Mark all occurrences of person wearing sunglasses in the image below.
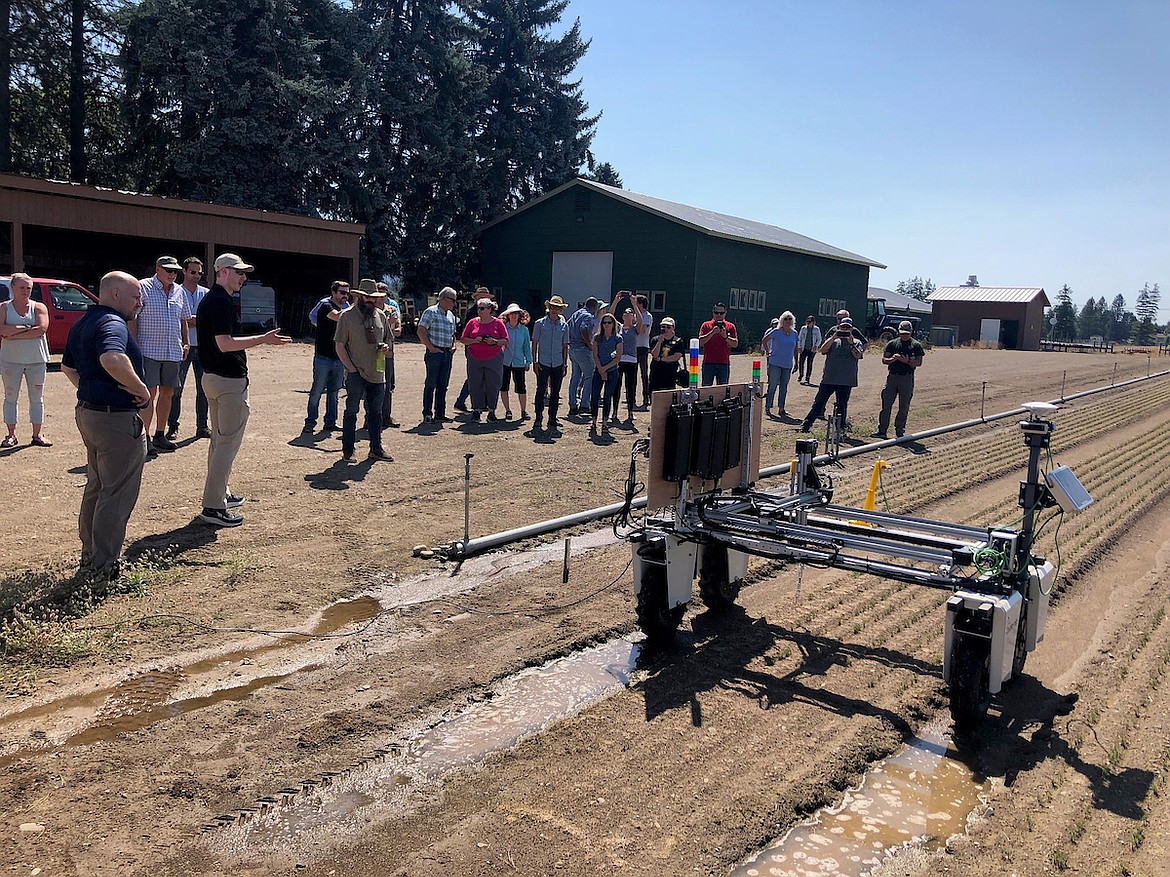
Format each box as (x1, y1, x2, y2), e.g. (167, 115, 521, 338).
(132, 255, 190, 455)
(589, 314, 623, 433)
(697, 301, 738, 385)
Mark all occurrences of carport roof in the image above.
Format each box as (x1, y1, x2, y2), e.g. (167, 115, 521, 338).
(481, 178, 886, 269)
(930, 286, 1049, 306)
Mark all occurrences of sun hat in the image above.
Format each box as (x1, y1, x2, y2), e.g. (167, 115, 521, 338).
(357, 278, 387, 297)
(545, 295, 568, 309)
(500, 302, 523, 317)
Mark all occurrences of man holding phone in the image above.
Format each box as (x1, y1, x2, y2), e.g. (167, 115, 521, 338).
(698, 302, 738, 385)
(798, 317, 864, 433)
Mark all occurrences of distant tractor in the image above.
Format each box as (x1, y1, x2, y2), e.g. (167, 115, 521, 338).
(866, 297, 921, 343)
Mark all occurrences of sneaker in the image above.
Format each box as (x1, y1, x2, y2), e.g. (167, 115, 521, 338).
(548, 418, 560, 432)
(869, 431, 888, 439)
(196, 427, 212, 439)
(519, 411, 529, 421)
(533, 417, 544, 431)
(367, 450, 394, 462)
(145, 444, 159, 459)
(324, 423, 338, 432)
(225, 493, 245, 509)
(301, 425, 315, 435)
(342, 452, 358, 463)
(454, 402, 470, 413)
(152, 434, 177, 452)
(798, 423, 811, 433)
(505, 411, 513, 421)
(165, 427, 179, 441)
(422, 415, 434, 423)
(434, 416, 453, 423)
(385, 418, 401, 428)
(200, 507, 243, 528)
(568, 407, 579, 417)
(487, 412, 499, 422)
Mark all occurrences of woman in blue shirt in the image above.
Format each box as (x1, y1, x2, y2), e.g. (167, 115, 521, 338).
(762, 311, 799, 417)
(589, 314, 623, 433)
(498, 303, 532, 420)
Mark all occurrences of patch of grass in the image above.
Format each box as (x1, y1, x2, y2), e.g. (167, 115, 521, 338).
(1050, 848, 1069, 871)
(0, 548, 180, 669)
(219, 552, 263, 589)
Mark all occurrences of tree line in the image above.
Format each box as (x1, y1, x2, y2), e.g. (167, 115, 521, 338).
(1048, 283, 1163, 345)
(1, 0, 620, 295)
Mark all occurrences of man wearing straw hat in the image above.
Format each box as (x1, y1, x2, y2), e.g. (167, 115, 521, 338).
(531, 295, 570, 432)
(335, 279, 394, 463)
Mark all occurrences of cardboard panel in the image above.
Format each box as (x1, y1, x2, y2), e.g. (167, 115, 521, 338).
(646, 382, 763, 511)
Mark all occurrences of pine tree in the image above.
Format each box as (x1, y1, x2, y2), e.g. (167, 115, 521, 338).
(462, 0, 598, 219)
(1053, 284, 1077, 341)
(121, 0, 356, 214)
(1134, 283, 1160, 344)
(585, 160, 622, 188)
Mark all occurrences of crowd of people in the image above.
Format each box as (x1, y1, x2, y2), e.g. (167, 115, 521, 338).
(16, 255, 927, 580)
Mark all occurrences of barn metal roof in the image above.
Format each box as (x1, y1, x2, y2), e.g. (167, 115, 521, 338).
(481, 178, 886, 269)
(868, 286, 933, 315)
(929, 286, 1049, 305)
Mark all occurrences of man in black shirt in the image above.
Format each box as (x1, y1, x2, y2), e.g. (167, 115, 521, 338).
(303, 281, 350, 434)
(197, 253, 290, 527)
(871, 321, 925, 440)
(61, 271, 152, 577)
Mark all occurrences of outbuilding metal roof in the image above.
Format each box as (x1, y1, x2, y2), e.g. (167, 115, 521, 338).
(481, 178, 886, 269)
(929, 286, 1049, 305)
(868, 286, 932, 315)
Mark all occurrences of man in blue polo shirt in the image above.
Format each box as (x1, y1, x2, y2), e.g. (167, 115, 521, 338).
(61, 271, 152, 579)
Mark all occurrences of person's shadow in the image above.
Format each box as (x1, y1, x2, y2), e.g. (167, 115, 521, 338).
(304, 457, 373, 490)
(124, 520, 219, 560)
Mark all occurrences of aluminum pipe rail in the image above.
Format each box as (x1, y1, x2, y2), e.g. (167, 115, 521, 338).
(452, 369, 1170, 558)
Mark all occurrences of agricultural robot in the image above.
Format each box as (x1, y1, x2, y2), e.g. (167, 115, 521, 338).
(626, 371, 1091, 727)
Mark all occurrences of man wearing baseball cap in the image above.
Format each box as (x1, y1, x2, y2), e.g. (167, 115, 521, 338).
(871, 321, 924, 440)
(196, 253, 291, 527)
(134, 255, 190, 455)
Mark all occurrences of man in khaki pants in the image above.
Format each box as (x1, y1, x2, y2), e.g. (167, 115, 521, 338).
(61, 271, 152, 578)
(196, 253, 290, 527)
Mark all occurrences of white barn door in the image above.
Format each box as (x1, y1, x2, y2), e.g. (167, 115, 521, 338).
(551, 251, 614, 307)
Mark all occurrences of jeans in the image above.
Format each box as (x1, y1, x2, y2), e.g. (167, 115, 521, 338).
(534, 364, 565, 419)
(590, 368, 620, 421)
(568, 346, 594, 411)
(305, 354, 345, 430)
(422, 350, 453, 419)
(802, 384, 853, 430)
(877, 373, 915, 436)
(766, 365, 793, 410)
(797, 348, 817, 383)
(701, 361, 729, 386)
(2, 360, 47, 424)
(342, 371, 385, 455)
(618, 361, 638, 413)
(168, 345, 207, 432)
(636, 346, 651, 404)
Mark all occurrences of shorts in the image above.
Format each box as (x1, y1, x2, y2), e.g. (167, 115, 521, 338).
(501, 365, 527, 394)
(143, 356, 181, 389)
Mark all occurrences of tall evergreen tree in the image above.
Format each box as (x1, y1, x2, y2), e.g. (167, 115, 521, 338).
(353, 0, 487, 293)
(121, 0, 356, 214)
(462, 0, 597, 219)
(1134, 283, 1161, 344)
(1053, 284, 1077, 340)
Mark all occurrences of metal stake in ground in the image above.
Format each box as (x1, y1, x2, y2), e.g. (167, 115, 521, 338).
(463, 453, 474, 548)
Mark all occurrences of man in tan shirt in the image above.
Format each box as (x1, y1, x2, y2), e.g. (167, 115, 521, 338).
(335, 280, 393, 463)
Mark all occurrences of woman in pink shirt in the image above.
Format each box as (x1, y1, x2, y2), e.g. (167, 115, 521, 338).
(459, 298, 510, 423)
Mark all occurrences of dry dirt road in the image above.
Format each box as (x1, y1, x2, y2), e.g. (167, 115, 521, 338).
(2, 343, 1168, 876)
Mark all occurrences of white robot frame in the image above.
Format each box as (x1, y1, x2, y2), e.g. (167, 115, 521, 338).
(628, 386, 1083, 727)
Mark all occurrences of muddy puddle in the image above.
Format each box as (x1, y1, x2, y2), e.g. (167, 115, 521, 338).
(0, 596, 382, 766)
(731, 724, 985, 877)
(0, 527, 621, 765)
(213, 637, 641, 850)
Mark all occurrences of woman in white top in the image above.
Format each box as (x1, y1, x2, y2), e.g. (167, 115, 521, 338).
(0, 273, 52, 447)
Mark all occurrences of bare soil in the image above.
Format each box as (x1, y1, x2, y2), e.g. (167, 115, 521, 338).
(2, 342, 1168, 876)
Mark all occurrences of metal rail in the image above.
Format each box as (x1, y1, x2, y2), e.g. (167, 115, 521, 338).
(449, 368, 1170, 558)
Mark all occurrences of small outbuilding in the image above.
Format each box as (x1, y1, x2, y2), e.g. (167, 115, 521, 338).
(477, 179, 885, 346)
(0, 173, 365, 333)
(928, 286, 1050, 350)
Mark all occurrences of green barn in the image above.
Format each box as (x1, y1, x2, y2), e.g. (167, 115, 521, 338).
(476, 178, 885, 347)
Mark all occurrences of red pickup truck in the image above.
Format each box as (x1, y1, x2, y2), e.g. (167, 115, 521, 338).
(0, 276, 99, 355)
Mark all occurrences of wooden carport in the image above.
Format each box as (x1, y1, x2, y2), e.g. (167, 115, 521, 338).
(0, 173, 365, 335)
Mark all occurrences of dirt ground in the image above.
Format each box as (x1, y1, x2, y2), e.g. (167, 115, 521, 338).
(2, 341, 1169, 876)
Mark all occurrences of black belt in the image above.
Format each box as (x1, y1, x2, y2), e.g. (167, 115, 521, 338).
(433, 346, 454, 353)
(78, 401, 140, 413)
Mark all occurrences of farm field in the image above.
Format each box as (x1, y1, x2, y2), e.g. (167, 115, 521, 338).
(2, 343, 1169, 877)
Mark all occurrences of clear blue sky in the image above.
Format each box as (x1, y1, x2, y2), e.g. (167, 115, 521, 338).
(562, 0, 1168, 318)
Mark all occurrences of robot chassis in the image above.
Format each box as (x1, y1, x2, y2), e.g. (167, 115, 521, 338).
(627, 382, 1090, 727)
